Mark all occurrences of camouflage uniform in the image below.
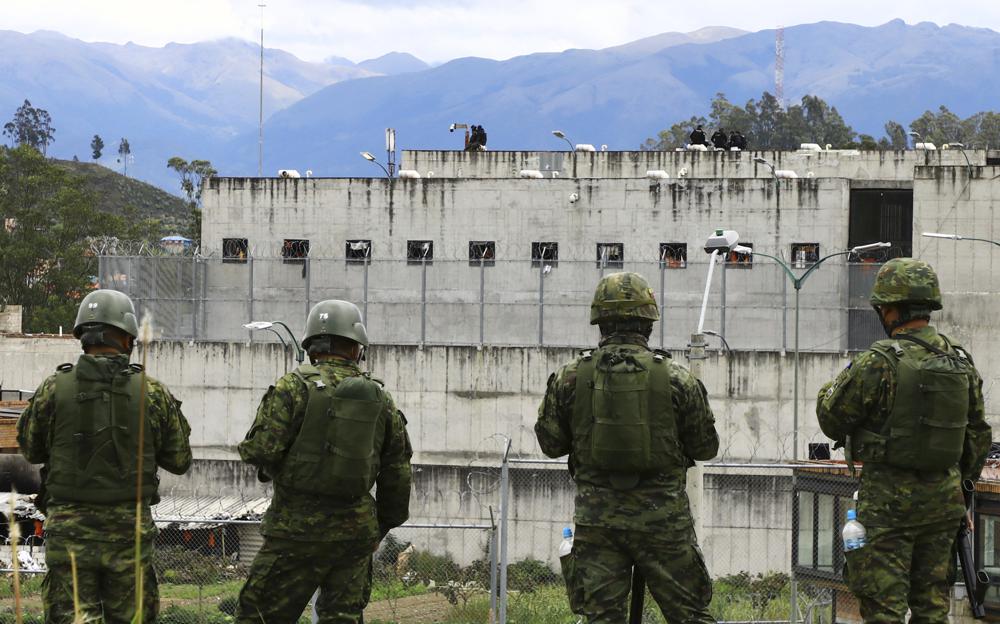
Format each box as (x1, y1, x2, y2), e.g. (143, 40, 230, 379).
(535, 272, 720, 624)
(236, 357, 412, 624)
(17, 353, 193, 624)
(816, 259, 991, 624)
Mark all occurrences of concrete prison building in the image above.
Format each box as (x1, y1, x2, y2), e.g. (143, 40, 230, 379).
(5, 146, 1000, 621)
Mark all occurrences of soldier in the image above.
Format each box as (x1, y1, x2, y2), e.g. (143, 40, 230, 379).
(817, 258, 992, 624)
(535, 272, 719, 624)
(236, 300, 412, 623)
(689, 125, 707, 146)
(17, 289, 192, 624)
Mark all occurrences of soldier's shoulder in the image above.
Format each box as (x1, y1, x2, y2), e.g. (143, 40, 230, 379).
(141, 373, 174, 396)
(665, 358, 699, 388)
(28, 374, 60, 404)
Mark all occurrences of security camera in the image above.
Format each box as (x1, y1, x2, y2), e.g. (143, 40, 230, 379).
(703, 229, 741, 254)
(449, 123, 456, 132)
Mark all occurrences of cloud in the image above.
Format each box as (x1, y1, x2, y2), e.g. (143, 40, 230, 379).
(4, 0, 1000, 63)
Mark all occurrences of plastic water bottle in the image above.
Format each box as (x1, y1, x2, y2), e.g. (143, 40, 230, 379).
(558, 527, 574, 557)
(842, 509, 867, 552)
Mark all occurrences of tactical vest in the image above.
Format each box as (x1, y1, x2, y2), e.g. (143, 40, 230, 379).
(850, 334, 971, 472)
(48, 359, 157, 504)
(276, 364, 386, 499)
(571, 346, 684, 484)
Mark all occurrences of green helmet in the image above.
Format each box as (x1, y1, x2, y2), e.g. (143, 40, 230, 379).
(590, 272, 660, 325)
(869, 258, 943, 311)
(302, 300, 369, 349)
(73, 289, 139, 338)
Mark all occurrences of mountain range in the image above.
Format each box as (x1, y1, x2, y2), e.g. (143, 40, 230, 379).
(2, 21, 999, 190)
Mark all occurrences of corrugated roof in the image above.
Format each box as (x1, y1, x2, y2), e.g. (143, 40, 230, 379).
(152, 495, 271, 528)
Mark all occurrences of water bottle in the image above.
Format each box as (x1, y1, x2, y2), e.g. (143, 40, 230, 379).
(558, 527, 574, 557)
(842, 509, 867, 552)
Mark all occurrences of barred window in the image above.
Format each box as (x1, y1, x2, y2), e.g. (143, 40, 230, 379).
(223, 238, 248, 264)
(532, 242, 558, 268)
(596, 243, 624, 269)
(468, 241, 496, 266)
(346, 239, 372, 264)
(407, 240, 433, 265)
(659, 243, 687, 269)
(282, 239, 310, 263)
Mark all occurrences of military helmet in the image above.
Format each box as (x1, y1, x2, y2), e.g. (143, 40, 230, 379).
(73, 289, 139, 338)
(302, 300, 369, 349)
(869, 258, 943, 311)
(589, 272, 660, 325)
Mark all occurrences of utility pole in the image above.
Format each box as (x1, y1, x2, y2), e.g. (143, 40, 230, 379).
(775, 26, 785, 108)
(258, 3, 266, 177)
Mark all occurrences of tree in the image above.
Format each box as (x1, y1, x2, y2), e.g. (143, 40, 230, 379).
(0, 146, 128, 332)
(2, 100, 55, 155)
(641, 115, 707, 150)
(117, 138, 131, 176)
(91, 134, 104, 160)
(167, 156, 217, 242)
(910, 106, 964, 146)
(645, 92, 857, 151)
(884, 121, 908, 150)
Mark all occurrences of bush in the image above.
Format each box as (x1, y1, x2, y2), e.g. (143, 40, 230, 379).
(507, 558, 558, 592)
(155, 545, 236, 585)
(404, 550, 461, 584)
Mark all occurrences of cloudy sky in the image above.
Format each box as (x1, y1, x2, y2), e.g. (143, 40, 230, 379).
(5, 0, 1000, 63)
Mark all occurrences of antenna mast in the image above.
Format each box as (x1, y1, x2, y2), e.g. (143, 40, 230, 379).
(775, 25, 785, 108)
(258, 3, 266, 177)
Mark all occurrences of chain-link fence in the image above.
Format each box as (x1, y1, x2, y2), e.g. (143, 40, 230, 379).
(0, 518, 498, 624)
(0, 448, 868, 624)
(92, 251, 903, 352)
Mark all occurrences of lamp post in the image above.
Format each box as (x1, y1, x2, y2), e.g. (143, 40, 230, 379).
(243, 320, 305, 372)
(944, 143, 974, 178)
(923, 232, 1000, 249)
(551, 130, 574, 151)
(360, 151, 391, 177)
(746, 242, 891, 461)
(909, 131, 923, 150)
(753, 156, 778, 180)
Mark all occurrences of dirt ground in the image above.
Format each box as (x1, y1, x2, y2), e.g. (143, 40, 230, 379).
(364, 592, 457, 623)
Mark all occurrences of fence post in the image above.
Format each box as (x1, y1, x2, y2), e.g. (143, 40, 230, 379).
(362, 257, 369, 323)
(537, 261, 545, 346)
(720, 259, 727, 343)
(782, 266, 788, 354)
(790, 473, 799, 624)
(659, 260, 666, 349)
(304, 257, 312, 319)
(247, 255, 255, 343)
(498, 439, 512, 624)
(489, 507, 499, 624)
(420, 258, 427, 346)
(191, 254, 198, 340)
(479, 258, 486, 346)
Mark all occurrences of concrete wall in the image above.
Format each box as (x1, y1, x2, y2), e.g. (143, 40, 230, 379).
(201, 176, 851, 260)
(400, 149, 983, 181)
(0, 306, 21, 334)
(198, 176, 856, 349)
(0, 337, 856, 465)
(914, 165, 1000, 406)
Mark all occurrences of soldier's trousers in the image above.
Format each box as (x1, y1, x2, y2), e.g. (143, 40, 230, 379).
(42, 535, 158, 624)
(564, 524, 715, 624)
(236, 536, 373, 624)
(844, 519, 956, 624)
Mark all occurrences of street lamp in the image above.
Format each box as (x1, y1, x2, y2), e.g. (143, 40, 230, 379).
(908, 131, 922, 150)
(551, 130, 574, 151)
(688, 230, 747, 375)
(243, 320, 305, 369)
(944, 143, 974, 178)
(923, 232, 1000, 248)
(746, 241, 891, 461)
(753, 156, 778, 180)
(360, 151, 391, 177)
